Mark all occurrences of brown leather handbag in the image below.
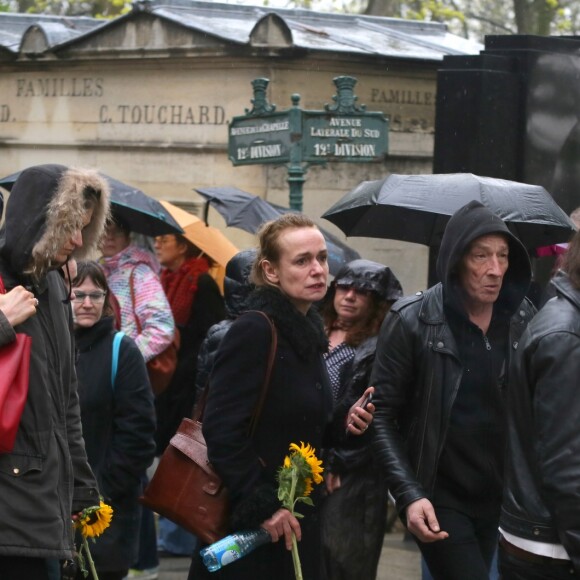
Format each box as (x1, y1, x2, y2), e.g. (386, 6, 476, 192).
(129, 267, 180, 396)
(140, 311, 277, 545)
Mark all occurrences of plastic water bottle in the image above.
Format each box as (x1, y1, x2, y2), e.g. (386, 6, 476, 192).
(200, 528, 271, 572)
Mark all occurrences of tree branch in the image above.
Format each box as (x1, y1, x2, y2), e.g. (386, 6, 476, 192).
(465, 11, 516, 33)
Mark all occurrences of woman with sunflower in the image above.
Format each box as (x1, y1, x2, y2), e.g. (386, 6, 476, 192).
(71, 261, 156, 580)
(187, 214, 374, 580)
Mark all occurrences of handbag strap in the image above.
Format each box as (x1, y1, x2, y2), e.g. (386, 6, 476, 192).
(111, 331, 125, 390)
(248, 311, 277, 436)
(128, 267, 142, 334)
(196, 310, 277, 437)
(0, 275, 4, 294)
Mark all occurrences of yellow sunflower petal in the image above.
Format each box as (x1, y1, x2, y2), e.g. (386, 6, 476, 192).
(77, 501, 114, 538)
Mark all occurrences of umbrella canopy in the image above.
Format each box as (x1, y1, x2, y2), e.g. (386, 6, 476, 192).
(322, 173, 577, 250)
(0, 170, 183, 237)
(195, 186, 361, 276)
(159, 201, 238, 267)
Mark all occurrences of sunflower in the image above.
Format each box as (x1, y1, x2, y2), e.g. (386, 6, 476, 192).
(75, 501, 114, 539)
(289, 441, 324, 485)
(277, 442, 324, 580)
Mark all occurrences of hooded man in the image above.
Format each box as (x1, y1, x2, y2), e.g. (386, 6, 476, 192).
(0, 164, 110, 579)
(371, 200, 535, 580)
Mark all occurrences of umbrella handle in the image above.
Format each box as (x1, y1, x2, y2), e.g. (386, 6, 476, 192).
(203, 201, 210, 226)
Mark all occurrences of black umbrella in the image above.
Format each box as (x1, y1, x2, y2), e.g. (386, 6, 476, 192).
(195, 186, 361, 276)
(0, 170, 183, 237)
(321, 173, 576, 250)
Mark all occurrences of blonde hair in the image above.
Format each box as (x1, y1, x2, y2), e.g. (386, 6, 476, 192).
(251, 213, 320, 287)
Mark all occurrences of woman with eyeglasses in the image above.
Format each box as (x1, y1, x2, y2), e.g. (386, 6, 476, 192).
(319, 259, 403, 580)
(71, 261, 156, 580)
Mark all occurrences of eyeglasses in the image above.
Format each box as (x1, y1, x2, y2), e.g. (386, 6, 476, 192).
(335, 283, 372, 297)
(73, 291, 107, 303)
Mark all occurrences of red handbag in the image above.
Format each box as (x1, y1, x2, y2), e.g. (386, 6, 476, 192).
(0, 276, 32, 454)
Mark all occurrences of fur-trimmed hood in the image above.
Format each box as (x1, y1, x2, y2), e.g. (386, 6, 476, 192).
(1, 164, 110, 283)
(244, 286, 329, 360)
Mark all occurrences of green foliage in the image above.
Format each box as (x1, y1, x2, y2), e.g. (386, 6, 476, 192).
(18, 0, 130, 17)
(404, 0, 465, 25)
(285, 0, 578, 39)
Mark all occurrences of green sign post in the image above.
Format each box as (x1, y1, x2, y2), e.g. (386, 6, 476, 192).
(228, 76, 389, 211)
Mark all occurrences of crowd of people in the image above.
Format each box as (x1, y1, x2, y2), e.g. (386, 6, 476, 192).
(0, 163, 579, 580)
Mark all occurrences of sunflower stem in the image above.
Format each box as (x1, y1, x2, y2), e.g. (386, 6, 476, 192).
(82, 536, 99, 580)
(289, 469, 298, 513)
(287, 469, 303, 580)
(291, 532, 303, 580)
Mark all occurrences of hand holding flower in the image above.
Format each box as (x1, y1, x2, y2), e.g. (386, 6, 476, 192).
(261, 508, 301, 550)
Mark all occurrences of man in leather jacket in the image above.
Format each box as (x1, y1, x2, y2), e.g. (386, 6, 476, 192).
(371, 200, 535, 580)
(498, 231, 580, 579)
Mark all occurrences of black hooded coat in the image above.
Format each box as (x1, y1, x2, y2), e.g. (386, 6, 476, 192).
(0, 164, 109, 559)
(320, 259, 403, 580)
(371, 201, 535, 515)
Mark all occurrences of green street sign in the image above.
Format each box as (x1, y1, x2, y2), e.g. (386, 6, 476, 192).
(227, 76, 389, 210)
(302, 112, 388, 162)
(228, 112, 291, 166)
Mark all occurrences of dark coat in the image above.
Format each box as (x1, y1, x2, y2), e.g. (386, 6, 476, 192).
(155, 272, 224, 453)
(194, 253, 254, 404)
(371, 201, 535, 514)
(75, 316, 156, 571)
(192, 287, 333, 580)
(501, 271, 580, 571)
(0, 164, 109, 559)
(321, 335, 388, 580)
(326, 335, 378, 475)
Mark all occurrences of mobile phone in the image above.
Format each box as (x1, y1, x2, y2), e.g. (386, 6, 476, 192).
(360, 391, 373, 410)
(345, 392, 373, 435)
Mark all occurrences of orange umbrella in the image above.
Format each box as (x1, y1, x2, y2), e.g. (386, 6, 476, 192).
(159, 201, 238, 267)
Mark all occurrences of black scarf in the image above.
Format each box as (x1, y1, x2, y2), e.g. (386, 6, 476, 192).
(244, 286, 329, 361)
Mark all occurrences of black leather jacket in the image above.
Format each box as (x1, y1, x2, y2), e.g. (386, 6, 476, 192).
(500, 271, 580, 571)
(371, 283, 535, 513)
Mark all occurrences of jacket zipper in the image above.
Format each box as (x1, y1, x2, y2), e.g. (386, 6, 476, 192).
(416, 366, 435, 472)
(483, 335, 491, 350)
